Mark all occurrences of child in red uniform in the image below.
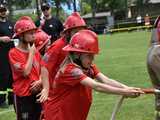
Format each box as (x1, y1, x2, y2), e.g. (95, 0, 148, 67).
(35, 29, 51, 56)
(43, 12, 87, 118)
(34, 29, 51, 119)
(43, 12, 86, 90)
(9, 16, 49, 120)
(45, 30, 143, 120)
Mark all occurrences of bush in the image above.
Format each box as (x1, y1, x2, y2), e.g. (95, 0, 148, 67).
(12, 13, 37, 23)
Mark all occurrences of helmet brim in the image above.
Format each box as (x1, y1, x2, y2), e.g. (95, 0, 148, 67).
(37, 36, 51, 51)
(62, 25, 87, 34)
(63, 44, 98, 54)
(12, 28, 37, 38)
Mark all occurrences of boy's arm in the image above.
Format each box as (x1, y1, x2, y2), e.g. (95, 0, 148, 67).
(37, 66, 49, 102)
(0, 36, 11, 42)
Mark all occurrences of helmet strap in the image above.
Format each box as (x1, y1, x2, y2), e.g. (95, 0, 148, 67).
(65, 31, 71, 43)
(39, 47, 46, 56)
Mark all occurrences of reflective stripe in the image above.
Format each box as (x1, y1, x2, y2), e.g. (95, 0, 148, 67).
(7, 88, 13, 92)
(0, 88, 13, 105)
(0, 91, 7, 95)
(0, 88, 13, 94)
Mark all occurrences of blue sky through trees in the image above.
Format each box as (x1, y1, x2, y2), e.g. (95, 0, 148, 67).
(47, 0, 80, 15)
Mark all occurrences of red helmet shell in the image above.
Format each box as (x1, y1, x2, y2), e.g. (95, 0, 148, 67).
(13, 16, 37, 38)
(63, 30, 99, 54)
(35, 29, 51, 51)
(63, 12, 86, 32)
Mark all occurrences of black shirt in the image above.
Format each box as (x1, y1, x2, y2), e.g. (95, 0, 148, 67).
(41, 16, 63, 43)
(0, 20, 14, 76)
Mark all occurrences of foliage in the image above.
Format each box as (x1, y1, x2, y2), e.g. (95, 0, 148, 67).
(8, 0, 32, 9)
(12, 13, 37, 23)
(133, 0, 150, 14)
(81, 2, 91, 15)
(16, 0, 32, 9)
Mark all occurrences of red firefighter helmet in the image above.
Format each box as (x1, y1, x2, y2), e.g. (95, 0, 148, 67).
(13, 16, 37, 38)
(63, 30, 99, 54)
(63, 12, 87, 33)
(35, 29, 51, 51)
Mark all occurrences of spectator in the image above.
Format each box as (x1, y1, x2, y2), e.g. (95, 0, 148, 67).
(0, 1, 14, 107)
(40, 2, 63, 44)
(136, 14, 142, 26)
(144, 14, 151, 26)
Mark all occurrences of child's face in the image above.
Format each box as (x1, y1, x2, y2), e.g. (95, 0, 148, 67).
(80, 53, 95, 69)
(23, 30, 35, 44)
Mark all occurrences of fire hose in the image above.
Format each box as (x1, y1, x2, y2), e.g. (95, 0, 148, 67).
(110, 88, 160, 120)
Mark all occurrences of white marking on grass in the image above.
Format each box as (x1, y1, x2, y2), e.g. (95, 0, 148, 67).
(0, 109, 14, 115)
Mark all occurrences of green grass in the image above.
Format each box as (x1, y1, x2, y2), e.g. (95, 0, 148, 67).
(88, 31, 153, 120)
(0, 31, 154, 120)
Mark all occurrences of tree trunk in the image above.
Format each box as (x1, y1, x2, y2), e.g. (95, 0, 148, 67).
(125, 0, 128, 19)
(80, 0, 83, 13)
(73, 0, 77, 12)
(36, 0, 41, 18)
(91, 0, 96, 25)
(7, 0, 13, 20)
(55, 2, 60, 17)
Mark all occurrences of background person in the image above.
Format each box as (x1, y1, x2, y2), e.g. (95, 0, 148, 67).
(0, 1, 14, 107)
(40, 2, 63, 44)
(144, 14, 151, 26)
(136, 14, 142, 26)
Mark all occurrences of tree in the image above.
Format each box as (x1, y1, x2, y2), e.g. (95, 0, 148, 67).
(80, 1, 91, 15)
(36, 0, 41, 19)
(73, 0, 77, 12)
(6, 0, 33, 20)
(65, 0, 77, 13)
(54, 0, 61, 17)
(134, 0, 150, 15)
(54, 0, 71, 17)
(80, 0, 97, 24)
(81, 0, 127, 16)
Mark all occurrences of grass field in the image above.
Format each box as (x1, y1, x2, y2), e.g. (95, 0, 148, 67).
(0, 31, 154, 120)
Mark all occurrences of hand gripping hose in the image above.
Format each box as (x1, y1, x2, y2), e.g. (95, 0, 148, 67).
(110, 88, 160, 120)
